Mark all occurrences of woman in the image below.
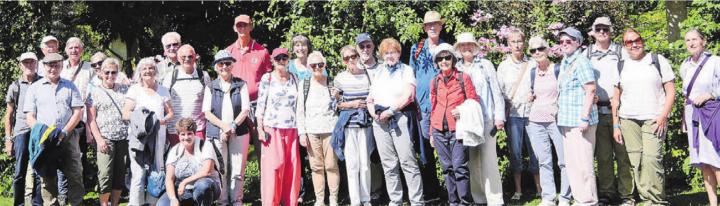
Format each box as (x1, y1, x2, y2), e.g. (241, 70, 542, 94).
(158, 118, 221, 206)
(202, 50, 252, 205)
(454, 32, 505, 206)
(122, 57, 174, 206)
(367, 38, 424, 206)
(556, 27, 600, 205)
(90, 52, 130, 86)
(681, 29, 720, 206)
(87, 58, 130, 206)
(428, 43, 478, 205)
(255, 47, 301, 206)
(333, 45, 374, 206)
(524, 36, 571, 206)
(296, 51, 340, 206)
(289, 35, 327, 80)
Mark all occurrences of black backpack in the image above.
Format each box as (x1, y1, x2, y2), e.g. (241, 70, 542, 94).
(302, 76, 334, 111)
(431, 71, 467, 100)
(169, 68, 206, 92)
(530, 63, 561, 93)
(617, 53, 662, 80)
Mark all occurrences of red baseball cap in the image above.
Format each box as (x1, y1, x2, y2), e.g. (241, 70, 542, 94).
(234, 14, 252, 25)
(270, 48, 289, 58)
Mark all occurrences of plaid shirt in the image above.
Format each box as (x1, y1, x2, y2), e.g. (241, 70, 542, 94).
(557, 51, 598, 127)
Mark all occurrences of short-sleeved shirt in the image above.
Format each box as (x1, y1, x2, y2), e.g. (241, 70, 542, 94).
(125, 84, 171, 118)
(202, 81, 250, 127)
(334, 71, 372, 127)
(156, 58, 180, 84)
(255, 73, 299, 129)
(410, 39, 445, 113)
(162, 68, 211, 134)
(557, 51, 599, 127)
(6, 75, 42, 134)
(23, 78, 84, 128)
(166, 139, 221, 185)
(87, 84, 129, 141)
(583, 43, 625, 114)
(358, 60, 381, 80)
(226, 40, 272, 101)
(369, 63, 416, 107)
(60, 60, 93, 102)
(616, 53, 675, 120)
(497, 55, 535, 118)
(528, 64, 559, 123)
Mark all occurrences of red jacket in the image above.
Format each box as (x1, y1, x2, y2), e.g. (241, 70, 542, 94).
(430, 70, 479, 132)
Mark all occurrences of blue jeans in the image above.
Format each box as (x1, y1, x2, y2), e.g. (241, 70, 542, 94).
(432, 129, 471, 205)
(12, 131, 43, 206)
(157, 178, 220, 206)
(526, 122, 571, 203)
(507, 117, 538, 173)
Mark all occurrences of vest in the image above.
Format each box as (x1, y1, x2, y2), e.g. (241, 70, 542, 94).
(206, 77, 250, 138)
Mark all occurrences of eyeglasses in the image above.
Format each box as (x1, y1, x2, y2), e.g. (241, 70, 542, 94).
(529, 47, 546, 54)
(216, 61, 233, 67)
(623, 37, 643, 47)
(235, 22, 250, 28)
(594, 27, 610, 33)
(309, 62, 325, 69)
(104, 71, 118, 75)
(91, 60, 104, 68)
(179, 55, 194, 61)
(434, 55, 453, 62)
(359, 43, 373, 50)
(273, 55, 289, 61)
(559, 39, 575, 45)
(343, 54, 359, 61)
(164, 43, 180, 49)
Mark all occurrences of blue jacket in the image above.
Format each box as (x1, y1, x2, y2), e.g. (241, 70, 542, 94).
(374, 103, 427, 165)
(28, 123, 62, 177)
(331, 109, 375, 161)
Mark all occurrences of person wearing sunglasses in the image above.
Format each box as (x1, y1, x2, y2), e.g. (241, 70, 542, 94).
(453, 32, 505, 206)
(86, 57, 129, 206)
(612, 28, 675, 206)
(555, 27, 599, 205)
(427, 43, 478, 206)
(367, 38, 425, 206)
(583, 17, 634, 206)
(496, 27, 541, 201)
(157, 32, 182, 83)
(89, 52, 130, 87)
(202, 50, 252, 206)
(255, 47, 301, 206)
(332, 45, 375, 206)
(525, 36, 571, 206)
(296, 51, 340, 206)
(680, 28, 720, 206)
(123, 57, 174, 206)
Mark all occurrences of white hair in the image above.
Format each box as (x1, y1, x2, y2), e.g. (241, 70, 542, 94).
(133, 57, 158, 87)
(65, 37, 84, 48)
(161, 32, 182, 45)
(307, 51, 326, 65)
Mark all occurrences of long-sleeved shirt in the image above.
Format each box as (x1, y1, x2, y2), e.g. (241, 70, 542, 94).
(456, 57, 505, 123)
(296, 77, 338, 135)
(497, 55, 535, 118)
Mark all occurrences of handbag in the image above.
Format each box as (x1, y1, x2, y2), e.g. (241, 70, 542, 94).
(147, 169, 166, 198)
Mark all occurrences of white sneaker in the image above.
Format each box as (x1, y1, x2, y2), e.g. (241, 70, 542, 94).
(538, 200, 557, 206)
(558, 201, 571, 206)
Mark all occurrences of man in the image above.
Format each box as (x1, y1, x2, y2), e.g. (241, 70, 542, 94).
(356, 33, 381, 78)
(162, 44, 211, 146)
(157, 32, 182, 83)
(408, 10, 445, 203)
(612, 28, 674, 206)
(226, 14, 272, 162)
(24, 53, 85, 206)
(4, 52, 43, 206)
(584, 17, 633, 206)
(37, 35, 60, 76)
(496, 27, 541, 200)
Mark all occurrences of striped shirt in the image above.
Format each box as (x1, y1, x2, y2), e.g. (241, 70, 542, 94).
(334, 71, 372, 127)
(161, 67, 211, 134)
(557, 51, 598, 127)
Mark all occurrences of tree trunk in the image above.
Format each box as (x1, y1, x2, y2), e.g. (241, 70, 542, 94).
(666, 1, 687, 42)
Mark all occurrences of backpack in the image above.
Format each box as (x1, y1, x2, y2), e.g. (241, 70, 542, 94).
(617, 53, 662, 80)
(431, 71, 467, 100)
(169, 68, 206, 92)
(586, 43, 623, 60)
(302, 76, 334, 111)
(530, 63, 561, 93)
(173, 139, 225, 175)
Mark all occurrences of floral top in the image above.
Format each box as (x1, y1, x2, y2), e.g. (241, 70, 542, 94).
(255, 72, 299, 129)
(87, 84, 130, 140)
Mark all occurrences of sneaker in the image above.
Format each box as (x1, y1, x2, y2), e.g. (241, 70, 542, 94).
(511, 192, 522, 200)
(558, 201, 570, 206)
(538, 200, 557, 206)
(619, 199, 635, 206)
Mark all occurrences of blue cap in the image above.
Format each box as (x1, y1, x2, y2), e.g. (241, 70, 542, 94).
(355, 33, 372, 45)
(559, 27, 584, 43)
(213, 50, 235, 65)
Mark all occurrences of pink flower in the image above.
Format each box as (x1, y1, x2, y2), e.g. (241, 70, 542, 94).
(548, 44, 564, 58)
(548, 22, 565, 37)
(470, 9, 493, 26)
(496, 25, 519, 39)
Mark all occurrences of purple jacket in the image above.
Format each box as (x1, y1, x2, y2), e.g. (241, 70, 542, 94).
(692, 100, 720, 151)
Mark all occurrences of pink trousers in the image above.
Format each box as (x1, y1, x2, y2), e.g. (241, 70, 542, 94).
(261, 127, 301, 206)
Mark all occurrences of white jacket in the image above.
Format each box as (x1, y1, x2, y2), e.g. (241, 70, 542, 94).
(455, 99, 485, 146)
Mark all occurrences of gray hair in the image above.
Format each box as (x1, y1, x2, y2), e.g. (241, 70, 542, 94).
(101, 57, 121, 71)
(161, 32, 182, 46)
(91, 52, 108, 63)
(133, 57, 158, 85)
(307, 51, 326, 65)
(685, 28, 706, 41)
(292, 35, 312, 53)
(65, 37, 84, 48)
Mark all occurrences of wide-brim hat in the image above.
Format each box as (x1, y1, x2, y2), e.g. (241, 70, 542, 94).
(431, 43, 458, 61)
(453, 32, 481, 54)
(423, 11, 443, 24)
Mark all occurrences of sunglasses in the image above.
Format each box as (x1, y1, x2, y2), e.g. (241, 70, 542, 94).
(216, 61, 233, 67)
(594, 27, 610, 33)
(359, 43, 373, 50)
(309, 62, 325, 69)
(104, 71, 118, 75)
(273, 55, 289, 61)
(559, 39, 575, 45)
(91, 60, 104, 68)
(343, 54, 359, 61)
(529, 47, 546, 54)
(164, 43, 180, 49)
(623, 37, 643, 47)
(235, 22, 250, 28)
(435, 55, 453, 62)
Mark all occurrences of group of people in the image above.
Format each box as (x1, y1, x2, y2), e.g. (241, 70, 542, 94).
(3, 10, 720, 206)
